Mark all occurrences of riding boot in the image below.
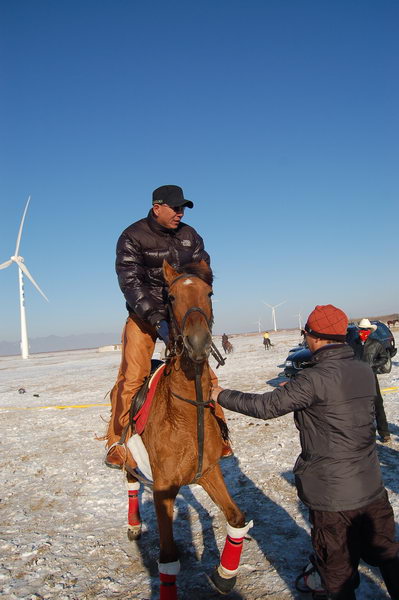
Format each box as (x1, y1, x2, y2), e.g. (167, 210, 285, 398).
(104, 316, 156, 469)
(379, 555, 399, 599)
(105, 441, 138, 471)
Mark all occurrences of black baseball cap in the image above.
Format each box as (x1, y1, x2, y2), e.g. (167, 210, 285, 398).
(152, 185, 193, 208)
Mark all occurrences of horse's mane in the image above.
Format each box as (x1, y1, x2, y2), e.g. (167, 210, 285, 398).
(177, 262, 213, 286)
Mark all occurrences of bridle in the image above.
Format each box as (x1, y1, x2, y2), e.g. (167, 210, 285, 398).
(165, 273, 225, 368)
(165, 272, 225, 481)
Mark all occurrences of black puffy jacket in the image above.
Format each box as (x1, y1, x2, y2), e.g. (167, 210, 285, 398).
(115, 210, 210, 326)
(218, 344, 385, 512)
(361, 338, 388, 373)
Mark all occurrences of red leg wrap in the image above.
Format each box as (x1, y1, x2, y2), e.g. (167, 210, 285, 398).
(220, 535, 244, 574)
(128, 490, 140, 527)
(159, 573, 178, 600)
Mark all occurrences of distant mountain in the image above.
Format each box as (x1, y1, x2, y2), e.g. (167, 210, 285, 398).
(0, 333, 121, 356)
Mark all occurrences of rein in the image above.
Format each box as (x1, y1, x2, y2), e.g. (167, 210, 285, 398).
(166, 272, 224, 481)
(170, 365, 214, 481)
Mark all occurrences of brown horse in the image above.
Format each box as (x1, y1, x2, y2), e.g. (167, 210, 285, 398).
(124, 260, 251, 599)
(222, 338, 234, 354)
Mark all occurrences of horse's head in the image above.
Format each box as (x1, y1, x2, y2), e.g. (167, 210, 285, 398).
(163, 260, 213, 363)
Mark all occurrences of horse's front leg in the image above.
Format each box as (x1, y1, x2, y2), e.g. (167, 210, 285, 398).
(153, 483, 180, 600)
(199, 464, 253, 595)
(126, 472, 141, 540)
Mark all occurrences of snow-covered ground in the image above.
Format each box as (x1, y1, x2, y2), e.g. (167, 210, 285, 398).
(1, 330, 398, 600)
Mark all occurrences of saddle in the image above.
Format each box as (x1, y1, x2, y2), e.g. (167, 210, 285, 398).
(129, 359, 166, 436)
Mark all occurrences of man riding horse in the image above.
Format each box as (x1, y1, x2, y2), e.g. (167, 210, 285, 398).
(104, 184, 232, 471)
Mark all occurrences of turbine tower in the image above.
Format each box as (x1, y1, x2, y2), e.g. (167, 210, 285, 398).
(263, 300, 286, 332)
(255, 318, 262, 333)
(0, 196, 49, 359)
(293, 312, 302, 331)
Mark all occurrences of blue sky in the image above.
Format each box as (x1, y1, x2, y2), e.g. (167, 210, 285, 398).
(1, 0, 398, 343)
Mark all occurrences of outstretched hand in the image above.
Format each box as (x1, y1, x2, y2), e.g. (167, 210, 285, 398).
(211, 385, 224, 402)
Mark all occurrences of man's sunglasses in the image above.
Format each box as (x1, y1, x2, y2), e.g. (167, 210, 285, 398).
(165, 204, 185, 213)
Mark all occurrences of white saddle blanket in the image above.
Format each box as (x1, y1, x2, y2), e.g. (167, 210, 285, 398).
(127, 434, 153, 483)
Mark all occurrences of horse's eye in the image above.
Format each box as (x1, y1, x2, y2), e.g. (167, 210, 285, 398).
(208, 291, 213, 298)
(169, 295, 175, 302)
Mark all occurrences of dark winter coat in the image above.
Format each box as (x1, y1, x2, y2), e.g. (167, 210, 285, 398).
(218, 344, 385, 512)
(115, 210, 210, 326)
(351, 336, 388, 373)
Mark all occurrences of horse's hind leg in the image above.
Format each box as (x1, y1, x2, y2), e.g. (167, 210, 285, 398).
(154, 484, 180, 600)
(199, 464, 253, 595)
(126, 472, 141, 540)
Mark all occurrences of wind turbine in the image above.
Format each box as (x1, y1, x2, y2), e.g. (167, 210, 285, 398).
(293, 312, 302, 331)
(263, 300, 286, 332)
(0, 196, 49, 359)
(255, 318, 262, 333)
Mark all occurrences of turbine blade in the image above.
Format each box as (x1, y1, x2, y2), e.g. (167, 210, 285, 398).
(0, 259, 12, 270)
(275, 300, 286, 308)
(14, 196, 31, 256)
(16, 260, 49, 301)
(263, 301, 272, 308)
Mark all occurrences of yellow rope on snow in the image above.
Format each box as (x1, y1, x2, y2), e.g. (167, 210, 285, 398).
(1, 386, 398, 411)
(0, 403, 111, 411)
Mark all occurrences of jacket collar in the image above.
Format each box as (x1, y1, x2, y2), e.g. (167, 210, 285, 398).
(146, 209, 184, 236)
(313, 343, 354, 362)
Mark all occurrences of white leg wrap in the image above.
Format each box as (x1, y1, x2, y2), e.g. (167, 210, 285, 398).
(226, 520, 253, 538)
(158, 560, 181, 576)
(126, 480, 140, 491)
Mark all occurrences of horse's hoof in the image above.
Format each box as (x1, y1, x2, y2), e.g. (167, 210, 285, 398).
(208, 568, 236, 595)
(127, 524, 142, 540)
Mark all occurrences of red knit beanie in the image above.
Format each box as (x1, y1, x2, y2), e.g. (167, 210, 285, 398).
(305, 304, 348, 342)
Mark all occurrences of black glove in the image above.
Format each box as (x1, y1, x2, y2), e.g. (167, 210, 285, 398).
(156, 320, 170, 345)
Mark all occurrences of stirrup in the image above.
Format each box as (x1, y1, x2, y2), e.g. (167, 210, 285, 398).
(104, 440, 127, 470)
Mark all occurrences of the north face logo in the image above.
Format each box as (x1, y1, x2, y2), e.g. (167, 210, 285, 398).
(181, 240, 191, 247)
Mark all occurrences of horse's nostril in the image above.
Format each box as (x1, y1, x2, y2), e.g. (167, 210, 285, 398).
(184, 331, 212, 360)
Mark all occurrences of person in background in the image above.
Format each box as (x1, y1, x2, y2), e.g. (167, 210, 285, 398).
(105, 184, 231, 470)
(350, 318, 390, 443)
(263, 331, 272, 350)
(212, 304, 399, 600)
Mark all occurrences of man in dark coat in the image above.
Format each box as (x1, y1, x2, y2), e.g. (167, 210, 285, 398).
(105, 185, 230, 469)
(350, 318, 390, 443)
(211, 304, 399, 600)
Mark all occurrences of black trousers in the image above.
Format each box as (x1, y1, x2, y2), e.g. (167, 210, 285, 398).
(374, 375, 389, 438)
(310, 491, 399, 599)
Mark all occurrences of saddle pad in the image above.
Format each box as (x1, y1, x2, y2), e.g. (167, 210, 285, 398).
(126, 434, 153, 483)
(134, 362, 166, 435)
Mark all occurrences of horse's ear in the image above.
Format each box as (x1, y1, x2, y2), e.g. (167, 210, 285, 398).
(199, 260, 213, 282)
(198, 260, 210, 272)
(163, 260, 179, 285)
